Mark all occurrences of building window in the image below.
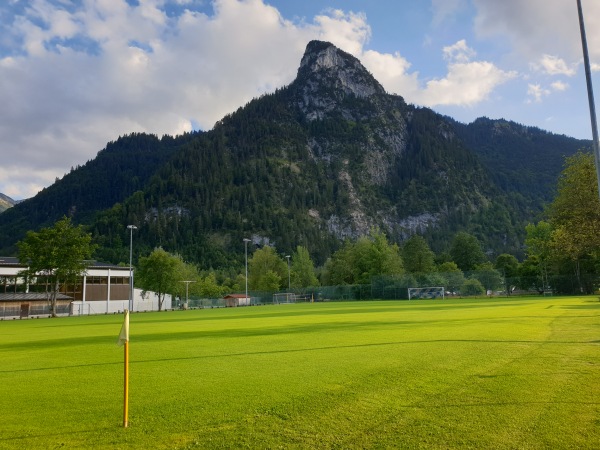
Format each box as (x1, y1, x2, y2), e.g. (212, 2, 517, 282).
(87, 276, 107, 285)
(110, 277, 129, 285)
(0, 276, 24, 293)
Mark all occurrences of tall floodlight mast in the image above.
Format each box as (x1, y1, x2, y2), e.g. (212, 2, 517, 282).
(127, 225, 137, 311)
(576, 0, 600, 199)
(243, 238, 251, 305)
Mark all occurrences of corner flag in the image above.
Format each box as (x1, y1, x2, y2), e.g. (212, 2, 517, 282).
(117, 309, 129, 346)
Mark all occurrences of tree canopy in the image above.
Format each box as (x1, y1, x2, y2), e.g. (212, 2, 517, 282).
(290, 246, 319, 288)
(437, 261, 465, 293)
(449, 232, 486, 271)
(323, 230, 403, 285)
(136, 247, 185, 311)
(17, 216, 95, 317)
(248, 246, 287, 291)
(548, 152, 600, 261)
(402, 235, 435, 274)
(520, 151, 600, 294)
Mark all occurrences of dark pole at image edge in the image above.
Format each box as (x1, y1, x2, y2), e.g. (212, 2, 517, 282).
(576, 0, 600, 199)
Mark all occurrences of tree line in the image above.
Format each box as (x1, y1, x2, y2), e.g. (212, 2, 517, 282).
(16, 150, 600, 315)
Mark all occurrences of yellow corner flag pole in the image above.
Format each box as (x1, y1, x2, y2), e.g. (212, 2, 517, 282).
(117, 309, 130, 428)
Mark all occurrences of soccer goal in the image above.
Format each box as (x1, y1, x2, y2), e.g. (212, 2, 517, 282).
(408, 287, 445, 300)
(273, 292, 296, 304)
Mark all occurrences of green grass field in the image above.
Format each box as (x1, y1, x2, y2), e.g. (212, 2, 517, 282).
(1, 296, 599, 449)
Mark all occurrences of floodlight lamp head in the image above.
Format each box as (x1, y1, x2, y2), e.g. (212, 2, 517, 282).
(243, 238, 251, 243)
(127, 225, 137, 230)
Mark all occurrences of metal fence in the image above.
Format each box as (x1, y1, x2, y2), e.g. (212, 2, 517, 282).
(0, 304, 19, 318)
(184, 298, 227, 308)
(0, 303, 70, 319)
(245, 272, 600, 304)
(138, 271, 600, 312)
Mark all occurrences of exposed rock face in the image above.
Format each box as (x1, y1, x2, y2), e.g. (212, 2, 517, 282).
(145, 205, 189, 222)
(295, 40, 387, 121)
(397, 213, 441, 237)
(338, 161, 372, 236)
(0, 193, 17, 213)
(289, 42, 503, 247)
(293, 40, 413, 238)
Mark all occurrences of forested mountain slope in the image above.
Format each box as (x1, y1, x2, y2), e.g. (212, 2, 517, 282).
(0, 132, 198, 253)
(454, 117, 588, 208)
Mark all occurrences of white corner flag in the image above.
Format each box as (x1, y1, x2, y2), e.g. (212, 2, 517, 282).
(117, 309, 130, 346)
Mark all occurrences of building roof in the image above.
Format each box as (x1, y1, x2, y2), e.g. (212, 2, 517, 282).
(224, 294, 250, 299)
(85, 260, 129, 270)
(0, 257, 21, 267)
(0, 292, 73, 302)
(0, 257, 126, 270)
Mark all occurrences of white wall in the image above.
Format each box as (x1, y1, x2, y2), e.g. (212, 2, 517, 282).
(134, 288, 173, 312)
(71, 288, 172, 315)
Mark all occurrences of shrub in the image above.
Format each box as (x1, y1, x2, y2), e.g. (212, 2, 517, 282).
(461, 277, 485, 296)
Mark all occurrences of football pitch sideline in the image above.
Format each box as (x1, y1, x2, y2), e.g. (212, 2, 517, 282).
(1, 296, 599, 449)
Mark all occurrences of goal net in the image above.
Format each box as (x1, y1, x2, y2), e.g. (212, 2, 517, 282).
(294, 294, 314, 303)
(408, 287, 445, 300)
(273, 292, 296, 304)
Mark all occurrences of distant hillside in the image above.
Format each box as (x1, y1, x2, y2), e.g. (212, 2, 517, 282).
(0, 193, 17, 213)
(0, 41, 589, 267)
(453, 117, 588, 207)
(0, 132, 199, 254)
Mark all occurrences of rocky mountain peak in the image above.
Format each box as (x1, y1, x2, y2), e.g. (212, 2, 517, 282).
(294, 40, 387, 121)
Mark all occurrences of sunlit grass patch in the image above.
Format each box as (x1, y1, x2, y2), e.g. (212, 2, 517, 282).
(1, 296, 599, 448)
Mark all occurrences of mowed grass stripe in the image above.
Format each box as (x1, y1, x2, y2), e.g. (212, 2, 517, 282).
(1, 297, 598, 449)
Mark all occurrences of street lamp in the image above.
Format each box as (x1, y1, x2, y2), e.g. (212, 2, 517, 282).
(285, 255, 291, 291)
(243, 238, 251, 305)
(127, 225, 137, 311)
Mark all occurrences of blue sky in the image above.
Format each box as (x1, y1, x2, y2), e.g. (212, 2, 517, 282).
(1, 0, 599, 199)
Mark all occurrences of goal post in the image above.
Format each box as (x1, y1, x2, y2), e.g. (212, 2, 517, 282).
(273, 292, 296, 304)
(408, 287, 445, 300)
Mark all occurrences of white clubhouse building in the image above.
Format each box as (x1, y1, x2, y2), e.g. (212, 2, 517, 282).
(0, 257, 171, 319)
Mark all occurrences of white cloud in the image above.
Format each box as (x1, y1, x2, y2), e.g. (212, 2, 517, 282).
(419, 59, 517, 107)
(366, 39, 516, 107)
(525, 80, 567, 104)
(533, 54, 576, 76)
(313, 9, 371, 56)
(352, 39, 516, 108)
(527, 83, 550, 103)
(551, 80, 568, 92)
(360, 50, 420, 98)
(470, 0, 599, 120)
(0, 167, 52, 200)
(443, 39, 476, 63)
(472, 0, 600, 62)
(0, 0, 320, 198)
